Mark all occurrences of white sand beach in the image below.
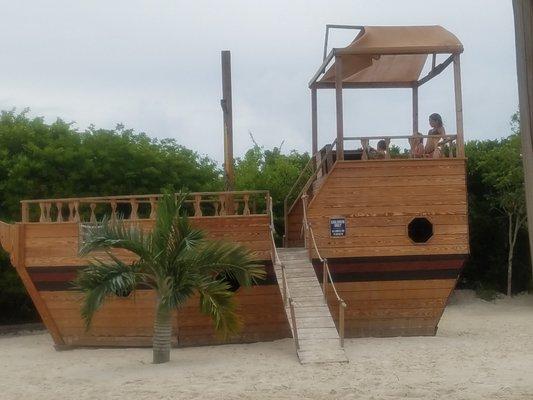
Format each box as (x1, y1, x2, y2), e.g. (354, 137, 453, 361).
(1, 290, 532, 400)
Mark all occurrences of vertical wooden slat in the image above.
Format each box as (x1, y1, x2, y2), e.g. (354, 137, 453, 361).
(243, 194, 250, 215)
(361, 139, 369, 161)
(194, 195, 202, 217)
(68, 202, 75, 222)
(56, 202, 63, 223)
(219, 195, 227, 216)
(89, 203, 97, 223)
(44, 202, 52, 222)
(21, 203, 29, 223)
(110, 200, 117, 221)
(453, 54, 465, 157)
(130, 199, 138, 220)
(335, 55, 344, 160)
(149, 197, 157, 219)
(73, 201, 80, 223)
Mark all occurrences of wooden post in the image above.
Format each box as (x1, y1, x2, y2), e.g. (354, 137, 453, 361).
(322, 261, 327, 301)
(412, 85, 419, 134)
(281, 264, 287, 307)
(221, 51, 235, 192)
(21, 203, 29, 223)
(513, 0, 533, 272)
(339, 301, 346, 348)
(301, 194, 308, 249)
(311, 87, 318, 156)
(453, 53, 465, 157)
(334, 56, 344, 160)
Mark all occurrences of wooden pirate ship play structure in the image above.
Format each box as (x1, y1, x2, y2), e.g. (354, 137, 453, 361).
(0, 25, 469, 364)
(284, 25, 468, 339)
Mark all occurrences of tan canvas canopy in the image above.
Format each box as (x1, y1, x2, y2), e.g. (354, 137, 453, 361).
(312, 25, 463, 87)
(309, 24, 465, 159)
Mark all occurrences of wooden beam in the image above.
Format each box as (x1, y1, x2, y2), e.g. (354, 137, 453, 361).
(221, 51, 234, 192)
(412, 86, 419, 134)
(335, 56, 344, 160)
(513, 0, 533, 272)
(311, 87, 318, 155)
(453, 54, 465, 157)
(313, 81, 414, 89)
(417, 54, 455, 87)
(323, 25, 365, 61)
(309, 50, 335, 88)
(13, 224, 65, 346)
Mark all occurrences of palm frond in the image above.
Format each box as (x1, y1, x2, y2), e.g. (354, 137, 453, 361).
(193, 241, 266, 287)
(197, 278, 241, 338)
(152, 193, 204, 264)
(79, 217, 152, 263)
(74, 254, 141, 329)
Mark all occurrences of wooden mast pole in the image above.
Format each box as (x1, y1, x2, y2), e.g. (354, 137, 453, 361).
(335, 55, 344, 160)
(453, 53, 465, 157)
(311, 87, 318, 156)
(221, 50, 235, 191)
(412, 85, 419, 134)
(513, 0, 533, 272)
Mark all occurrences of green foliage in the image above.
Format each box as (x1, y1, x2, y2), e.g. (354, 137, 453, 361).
(234, 143, 310, 237)
(462, 112, 530, 294)
(75, 192, 265, 337)
(0, 109, 224, 325)
(0, 109, 222, 221)
(0, 250, 38, 324)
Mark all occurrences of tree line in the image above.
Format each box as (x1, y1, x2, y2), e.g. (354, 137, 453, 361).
(0, 109, 530, 323)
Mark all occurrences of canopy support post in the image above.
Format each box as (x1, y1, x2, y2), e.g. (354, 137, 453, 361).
(335, 55, 344, 160)
(311, 87, 318, 156)
(453, 54, 465, 157)
(412, 85, 419, 134)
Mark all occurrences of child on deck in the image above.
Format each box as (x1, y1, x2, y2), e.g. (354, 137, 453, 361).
(424, 113, 445, 158)
(409, 132, 425, 158)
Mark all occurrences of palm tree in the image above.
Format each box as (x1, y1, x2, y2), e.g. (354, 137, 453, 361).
(75, 192, 265, 364)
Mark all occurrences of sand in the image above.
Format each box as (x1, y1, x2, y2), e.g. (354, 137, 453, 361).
(1, 290, 532, 400)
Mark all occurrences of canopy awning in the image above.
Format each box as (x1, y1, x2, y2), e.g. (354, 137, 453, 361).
(314, 26, 463, 87)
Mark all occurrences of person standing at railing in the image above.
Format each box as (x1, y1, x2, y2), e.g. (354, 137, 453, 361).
(424, 113, 445, 158)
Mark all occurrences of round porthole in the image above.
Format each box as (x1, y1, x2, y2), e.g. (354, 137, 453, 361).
(408, 218, 433, 243)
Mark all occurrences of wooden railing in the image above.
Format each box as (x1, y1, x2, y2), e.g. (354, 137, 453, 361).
(343, 134, 459, 159)
(301, 194, 346, 348)
(283, 140, 337, 246)
(20, 191, 270, 223)
(268, 196, 299, 350)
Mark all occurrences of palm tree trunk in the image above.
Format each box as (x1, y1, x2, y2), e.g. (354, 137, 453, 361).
(152, 303, 172, 364)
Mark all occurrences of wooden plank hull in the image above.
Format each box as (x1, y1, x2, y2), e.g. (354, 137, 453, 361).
(6, 215, 292, 348)
(298, 159, 470, 337)
(313, 255, 464, 337)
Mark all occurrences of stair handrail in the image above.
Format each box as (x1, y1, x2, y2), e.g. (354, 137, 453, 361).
(283, 139, 337, 246)
(301, 194, 346, 348)
(268, 196, 300, 351)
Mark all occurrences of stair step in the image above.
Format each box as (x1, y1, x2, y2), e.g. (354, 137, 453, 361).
(298, 327, 341, 340)
(295, 317, 336, 329)
(274, 246, 347, 365)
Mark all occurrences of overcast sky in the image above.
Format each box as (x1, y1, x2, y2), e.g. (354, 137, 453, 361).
(0, 0, 518, 163)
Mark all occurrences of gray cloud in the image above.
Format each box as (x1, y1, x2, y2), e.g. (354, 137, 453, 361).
(0, 0, 518, 163)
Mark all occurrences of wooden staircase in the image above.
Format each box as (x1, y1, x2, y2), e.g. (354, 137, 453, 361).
(275, 247, 348, 364)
